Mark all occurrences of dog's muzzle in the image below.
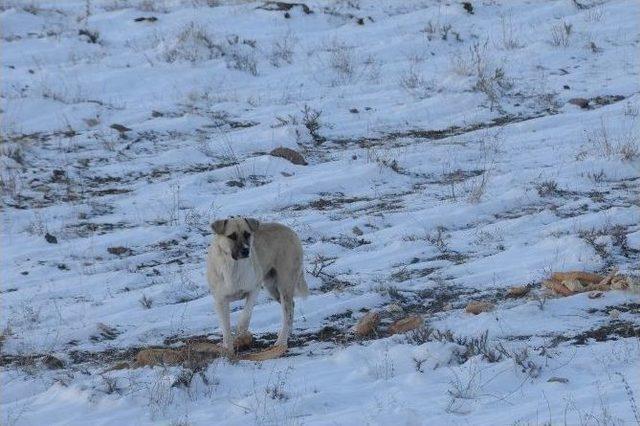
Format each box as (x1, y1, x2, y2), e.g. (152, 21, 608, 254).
(232, 247, 250, 260)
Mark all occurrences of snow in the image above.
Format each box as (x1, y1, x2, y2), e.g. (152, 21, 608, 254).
(1, 0, 639, 425)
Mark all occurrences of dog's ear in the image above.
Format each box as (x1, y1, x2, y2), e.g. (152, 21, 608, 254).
(244, 218, 260, 231)
(211, 219, 227, 235)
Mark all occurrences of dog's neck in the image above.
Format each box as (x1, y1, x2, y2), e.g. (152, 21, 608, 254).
(214, 241, 259, 276)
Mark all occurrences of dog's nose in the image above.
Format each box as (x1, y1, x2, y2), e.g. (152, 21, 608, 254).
(240, 248, 249, 257)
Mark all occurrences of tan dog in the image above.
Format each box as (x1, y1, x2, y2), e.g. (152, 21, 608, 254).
(206, 217, 308, 354)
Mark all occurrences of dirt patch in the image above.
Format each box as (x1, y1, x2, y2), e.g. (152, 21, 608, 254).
(571, 321, 640, 345)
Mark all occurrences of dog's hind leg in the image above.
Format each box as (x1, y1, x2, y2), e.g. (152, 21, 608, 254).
(275, 291, 294, 347)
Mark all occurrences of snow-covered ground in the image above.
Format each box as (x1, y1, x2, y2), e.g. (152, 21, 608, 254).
(2, 0, 640, 424)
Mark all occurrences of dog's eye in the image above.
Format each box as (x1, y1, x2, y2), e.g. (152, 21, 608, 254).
(227, 232, 237, 241)
(243, 231, 251, 239)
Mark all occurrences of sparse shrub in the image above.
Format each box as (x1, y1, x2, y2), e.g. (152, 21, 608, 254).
(160, 22, 223, 63)
(309, 254, 337, 278)
(426, 226, 450, 253)
(536, 180, 560, 197)
(78, 28, 100, 44)
(550, 21, 572, 47)
(301, 104, 324, 144)
(500, 14, 523, 50)
(139, 294, 153, 309)
(399, 65, 433, 99)
(496, 345, 541, 378)
(138, 0, 167, 12)
(328, 43, 356, 83)
(269, 32, 296, 67)
(473, 66, 512, 112)
(583, 117, 639, 161)
(225, 35, 258, 76)
(100, 375, 123, 395)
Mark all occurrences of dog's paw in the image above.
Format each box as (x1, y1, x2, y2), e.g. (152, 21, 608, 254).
(234, 332, 253, 351)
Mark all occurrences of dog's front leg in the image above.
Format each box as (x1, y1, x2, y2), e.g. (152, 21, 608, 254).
(234, 290, 257, 351)
(215, 298, 233, 352)
(237, 290, 258, 336)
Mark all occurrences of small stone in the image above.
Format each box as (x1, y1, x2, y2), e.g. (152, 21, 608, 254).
(388, 315, 423, 335)
(240, 344, 287, 361)
(543, 279, 573, 296)
(107, 246, 132, 256)
(588, 291, 603, 299)
(568, 98, 589, 109)
(354, 311, 380, 336)
(611, 275, 630, 290)
(506, 286, 530, 298)
(465, 301, 495, 315)
(269, 147, 308, 166)
(352, 226, 363, 236)
(547, 376, 569, 384)
(42, 355, 64, 369)
(110, 123, 132, 133)
(563, 279, 585, 292)
(609, 309, 620, 319)
(45, 233, 58, 244)
(234, 332, 253, 351)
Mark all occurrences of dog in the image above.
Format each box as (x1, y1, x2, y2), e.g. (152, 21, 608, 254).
(206, 217, 308, 354)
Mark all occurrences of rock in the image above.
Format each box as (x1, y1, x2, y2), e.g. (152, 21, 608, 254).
(465, 301, 495, 315)
(42, 355, 64, 369)
(609, 309, 620, 319)
(388, 315, 422, 335)
(107, 246, 132, 256)
(563, 279, 585, 292)
(544, 279, 573, 296)
(568, 98, 590, 109)
(352, 226, 363, 236)
(257, 2, 313, 14)
(551, 271, 603, 284)
(110, 123, 132, 133)
(136, 348, 185, 366)
(239, 345, 287, 361)
(51, 169, 66, 181)
(588, 291, 603, 299)
(45, 233, 58, 244)
(269, 147, 307, 165)
(234, 332, 253, 351)
(506, 286, 530, 298)
(597, 269, 617, 287)
(611, 275, 631, 290)
(547, 376, 569, 384)
(354, 311, 380, 336)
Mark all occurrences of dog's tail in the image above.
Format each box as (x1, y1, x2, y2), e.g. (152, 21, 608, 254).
(295, 270, 309, 298)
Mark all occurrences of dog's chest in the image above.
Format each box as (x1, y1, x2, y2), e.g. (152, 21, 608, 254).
(218, 257, 261, 296)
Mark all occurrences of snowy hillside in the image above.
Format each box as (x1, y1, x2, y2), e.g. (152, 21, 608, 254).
(2, 0, 640, 424)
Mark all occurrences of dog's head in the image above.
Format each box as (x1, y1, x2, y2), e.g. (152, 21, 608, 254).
(211, 217, 260, 260)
